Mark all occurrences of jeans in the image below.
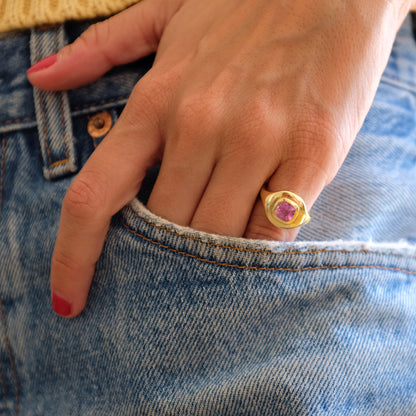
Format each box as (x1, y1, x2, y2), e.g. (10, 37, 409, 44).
(0, 15, 415, 416)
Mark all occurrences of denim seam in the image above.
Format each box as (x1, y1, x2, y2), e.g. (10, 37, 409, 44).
(0, 301, 19, 416)
(128, 207, 416, 260)
(0, 117, 35, 127)
(0, 137, 5, 215)
(121, 219, 416, 274)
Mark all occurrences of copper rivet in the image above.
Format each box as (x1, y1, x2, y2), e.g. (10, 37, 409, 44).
(93, 117, 105, 129)
(88, 111, 112, 138)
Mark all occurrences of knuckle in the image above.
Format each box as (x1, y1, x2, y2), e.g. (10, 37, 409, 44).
(291, 105, 343, 150)
(123, 85, 155, 127)
(286, 108, 346, 181)
(175, 90, 224, 132)
(130, 77, 163, 114)
(63, 174, 106, 220)
(227, 95, 281, 160)
(244, 95, 274, 130)
(124, 72, 173, 128)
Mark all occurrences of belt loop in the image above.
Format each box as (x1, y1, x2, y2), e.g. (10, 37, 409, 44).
(30, 24, 78, 180)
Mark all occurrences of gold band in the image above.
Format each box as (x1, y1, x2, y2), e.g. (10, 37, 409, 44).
(260, 189, 310, 229)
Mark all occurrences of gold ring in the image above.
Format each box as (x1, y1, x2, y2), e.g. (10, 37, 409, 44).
(260, 188, 311, 229)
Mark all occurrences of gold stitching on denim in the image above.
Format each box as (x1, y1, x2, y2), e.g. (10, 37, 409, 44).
(49, 158, 69, 168)
(121, 219, 416, 275)
(0, 137, 5, 213)
(0, 117, 35, 126)
(129, 206, 416, 259)
(0, 300, 19, 416)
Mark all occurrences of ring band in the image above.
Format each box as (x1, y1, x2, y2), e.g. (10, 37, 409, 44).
(260, 188, 311, 229)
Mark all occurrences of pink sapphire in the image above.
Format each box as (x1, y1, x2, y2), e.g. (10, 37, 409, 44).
(275, 202, 296, 222)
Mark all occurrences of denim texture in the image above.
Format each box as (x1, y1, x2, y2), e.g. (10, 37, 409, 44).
(0, 16, 415, 416)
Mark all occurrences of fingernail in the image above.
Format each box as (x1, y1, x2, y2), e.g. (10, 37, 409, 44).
(27, 53, 58, 74)
(52, 292, 72, 317)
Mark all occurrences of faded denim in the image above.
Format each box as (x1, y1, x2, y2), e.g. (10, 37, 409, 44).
(0, 15, 415, 416)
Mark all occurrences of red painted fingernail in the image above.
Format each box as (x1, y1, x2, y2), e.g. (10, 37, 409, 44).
(27, 53, 58, 74)
(52, 292, 72, 317)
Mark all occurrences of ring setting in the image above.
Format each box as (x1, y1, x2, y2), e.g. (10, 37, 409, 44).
(260, 189, 310, 229)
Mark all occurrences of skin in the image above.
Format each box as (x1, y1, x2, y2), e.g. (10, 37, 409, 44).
(27, 0, 411, 317)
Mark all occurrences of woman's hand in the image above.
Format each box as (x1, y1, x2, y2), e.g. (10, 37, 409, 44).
(27, 0, 410, 317)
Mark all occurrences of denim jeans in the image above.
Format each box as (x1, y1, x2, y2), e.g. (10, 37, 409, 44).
(0, 15, 415, 416)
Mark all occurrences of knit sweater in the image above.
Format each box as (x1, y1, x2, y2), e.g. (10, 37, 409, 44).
(0, 0, 140, 33)
(1, 0, 416, 34)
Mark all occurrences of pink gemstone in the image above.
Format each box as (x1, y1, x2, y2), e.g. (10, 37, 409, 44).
(275, 202, 296, 222)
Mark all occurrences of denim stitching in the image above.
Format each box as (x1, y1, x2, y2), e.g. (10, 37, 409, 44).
(121, 219, 416, 275)
(0, 301, 19, 416)
(0, 137, 5, 214)
(49, 158, 69, 168)
(129, 207, 416, 260)
(0, 117, 35, 127)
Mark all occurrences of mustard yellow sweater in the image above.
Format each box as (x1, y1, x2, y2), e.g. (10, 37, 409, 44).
(0, 0, 141, 33)
(1, 0, 416, 34)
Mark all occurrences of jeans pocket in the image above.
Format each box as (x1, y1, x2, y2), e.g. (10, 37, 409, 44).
(73, 199, 416, 415)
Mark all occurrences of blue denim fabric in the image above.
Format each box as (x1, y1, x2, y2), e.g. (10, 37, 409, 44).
(0, 15, 415, 416)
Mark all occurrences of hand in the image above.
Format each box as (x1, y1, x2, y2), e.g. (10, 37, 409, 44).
(27, 0, 410, 317)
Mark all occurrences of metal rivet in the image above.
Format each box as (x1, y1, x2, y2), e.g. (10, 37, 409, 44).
(93, 117, 105, 129)
(88, 111, 112, 138)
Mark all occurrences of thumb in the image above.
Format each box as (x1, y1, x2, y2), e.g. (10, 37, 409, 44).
(27, 0, 180, 90)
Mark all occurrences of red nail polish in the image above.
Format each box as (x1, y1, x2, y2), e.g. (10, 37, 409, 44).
(52, 292, 72, 317)
(27, 53, 58, 74)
